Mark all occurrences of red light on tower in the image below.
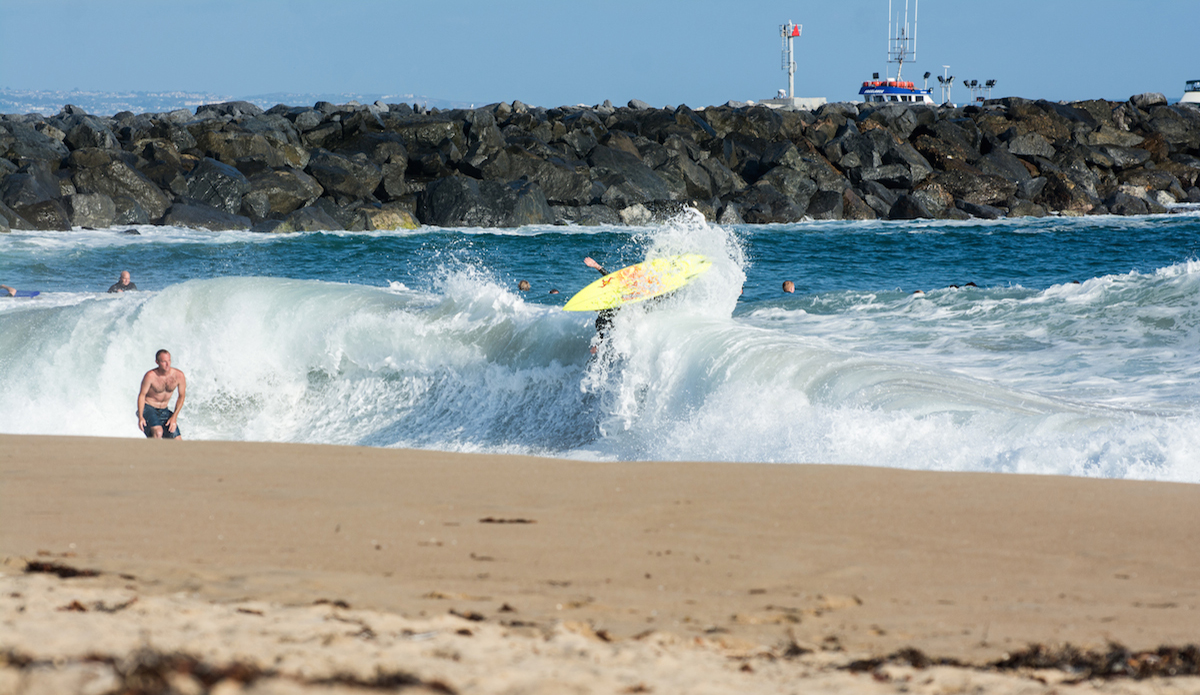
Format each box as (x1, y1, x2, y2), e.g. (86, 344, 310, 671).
(791, 25, 800, 37)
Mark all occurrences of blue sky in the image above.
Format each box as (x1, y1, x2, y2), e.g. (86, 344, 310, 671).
(0, 0, 1196, 107)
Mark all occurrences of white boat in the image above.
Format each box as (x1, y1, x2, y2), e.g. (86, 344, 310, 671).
(858, 0, 936, 105)
(1182, 79, 1200, 105)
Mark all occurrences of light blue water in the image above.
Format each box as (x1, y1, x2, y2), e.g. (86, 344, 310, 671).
(2, 211, 1198, 481)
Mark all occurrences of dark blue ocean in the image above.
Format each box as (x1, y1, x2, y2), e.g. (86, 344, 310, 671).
(2, 211, 1198, 481)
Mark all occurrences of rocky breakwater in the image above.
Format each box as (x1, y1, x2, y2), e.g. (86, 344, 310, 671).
(2, 92, 1199, 233)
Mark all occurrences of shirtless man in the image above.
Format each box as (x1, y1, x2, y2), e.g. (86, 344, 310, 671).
(137, 349, 186, 439)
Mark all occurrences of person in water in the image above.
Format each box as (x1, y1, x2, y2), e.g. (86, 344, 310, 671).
(108, 271, 137, 293)
(782, 280, 795, 293)
(137, 349, 187, 439)
(1, 284, 15, 297)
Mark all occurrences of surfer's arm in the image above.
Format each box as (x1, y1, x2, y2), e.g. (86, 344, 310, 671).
(1, 285, 14, 296)
(584, 257, 608, 276)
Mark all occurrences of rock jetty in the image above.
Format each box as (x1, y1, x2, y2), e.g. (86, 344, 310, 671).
(2, 93, 1198, 232)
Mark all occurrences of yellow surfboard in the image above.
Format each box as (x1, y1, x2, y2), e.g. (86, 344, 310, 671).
(563, 254, 713, 312)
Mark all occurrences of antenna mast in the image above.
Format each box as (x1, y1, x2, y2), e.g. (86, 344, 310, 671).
(887, 0, 918, 82)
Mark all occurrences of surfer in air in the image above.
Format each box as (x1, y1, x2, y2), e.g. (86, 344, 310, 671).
(584, 257, 617, 353)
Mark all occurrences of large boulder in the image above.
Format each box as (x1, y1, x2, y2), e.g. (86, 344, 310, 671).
(1129, 93, 1167, 110)
(305, 151, 383, 201)
(806, 190, 845, 220)
(0, 200, 33, 230)
(418, 176, 554, 227)
(1104, 191, 1150, 216)
(757, 166, 818, 211)
(926, 170, 1017, 206)
(63, 117, 120, 151)
(588, 145, 674, 207)
(0, 121, 70, 164)
(72, 161, 171, 220)
(194, 130, 290, 168)
(480, 145, 592, 205)
(14, 199, 71, 230)
(1007, 131, 1055, 159)
(162, 201, 251, 230)
(248, 168, 323, 216)
(362, 204, 420, 230)
(186, 157, 250, 214)
(729, 180, 807, 223)
(1035, 170, 1100, 214)
(62, 192, 116, 227)
(1, 162, 60, 209)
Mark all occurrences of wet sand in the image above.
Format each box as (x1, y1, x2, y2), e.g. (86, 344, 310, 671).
(2, 433, 1198, 694)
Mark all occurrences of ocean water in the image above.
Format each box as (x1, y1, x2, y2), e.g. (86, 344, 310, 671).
(2, 211, 1198, 482)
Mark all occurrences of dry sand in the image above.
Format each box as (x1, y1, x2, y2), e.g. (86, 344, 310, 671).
(2, 433, 1198, 694)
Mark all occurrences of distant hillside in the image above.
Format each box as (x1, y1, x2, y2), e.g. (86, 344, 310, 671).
(0, 89, 477, 116)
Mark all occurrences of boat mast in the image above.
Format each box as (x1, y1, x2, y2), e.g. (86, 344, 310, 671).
(887, 0, 918, 83)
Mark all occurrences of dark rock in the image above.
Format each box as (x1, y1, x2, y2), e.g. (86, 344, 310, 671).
(976, 148, 1033, 183)
(1104, 191, 1149, 216)
(1016, 177, 1048, 200)
(806, 189, 844, 220)
(73, 161, 171, 220)
(854, 163, 919, 189)
(418, 176, 554, 227)
(0, 121, 70, 164)
(112, 196, 151, 225)
(248, 168, 323, 216)
(1, 162, 59, 208)
(888, 193, 936, 220)
(698, 157, 746, 198)
(588, 145, 673, 207)
(62, 192, 116, 227)
(927, 170, 1017, 206)
(841, 188, 877, 220)
(716, 201, 745, 225)
(195, 130, 290, 168)
(955, 199, 1005, 219)
(64, 118, 119, 151)
(908, 181, 955, 218)
(15, 198, 71, 230)
(1006, 198, 1047, 217)
(0, 199, 33, 230)
(240, 190, 270, 221)
(730, 180, 807, 223)
(857, 180, 900, 206)
(197, 101, 265, 118)
(479, 145, 592, 205)
(306, 151, 383, 201)
(757, 166, 818, 211)
(1119, 168, 1183, 195)
(186, 157, 250, 214)
(266, 206, 344, 232)
(333, 132, 409, 168)
(1008, 132, 1055, 158)
(552, 204, 621, 226)
(858, 104, 935, 139)
(1035, 170, 1100, 214)
(1129, 93, 1167, 110)
(162, 201, 251, 230)
(1097, 145, 1152, 170)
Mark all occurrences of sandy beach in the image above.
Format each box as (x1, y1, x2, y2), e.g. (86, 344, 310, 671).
(2, 433, 1198, 694)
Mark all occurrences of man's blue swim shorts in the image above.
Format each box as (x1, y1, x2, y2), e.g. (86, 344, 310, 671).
(142, 404, 181, 439)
